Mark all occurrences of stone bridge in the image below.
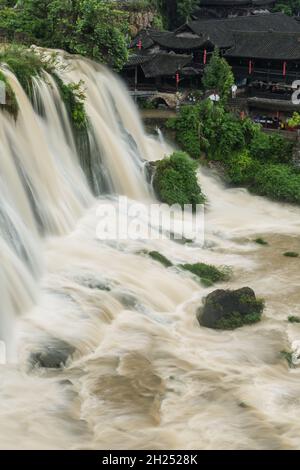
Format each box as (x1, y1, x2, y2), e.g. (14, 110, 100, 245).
(130, 90, 188, 109)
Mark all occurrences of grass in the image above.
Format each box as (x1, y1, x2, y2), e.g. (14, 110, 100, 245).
(288, 316, 300, 323)
(144, 252, 230, 287)
(283, 252, 299, 258)
(179, 262, 230, 286)
(254, 238, 268, 246)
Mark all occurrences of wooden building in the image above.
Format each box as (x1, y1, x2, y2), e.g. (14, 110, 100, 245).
(123, 13, 300, 90)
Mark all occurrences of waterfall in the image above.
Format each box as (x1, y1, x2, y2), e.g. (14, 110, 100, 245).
(1, 50, 300, 450)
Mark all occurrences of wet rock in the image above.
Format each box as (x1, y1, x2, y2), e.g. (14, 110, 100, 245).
(144, 161, 157, 184)
(75, 276, 113, 291)
(197, 287, 264, 330)
(29, 339, 75, 369)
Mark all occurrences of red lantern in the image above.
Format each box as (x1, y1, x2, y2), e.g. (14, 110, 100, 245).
(283, 61, 287, 77)
(176, 72, 180, 86)
(248, 60, 253, 75)
(203, 49, 207, 65)
(137, 39, 142, 51)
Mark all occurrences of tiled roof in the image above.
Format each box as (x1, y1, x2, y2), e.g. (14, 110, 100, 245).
(225, 31, 300, 59)
(125, 54, 152, 67)
(142, 53, 192, 78)
(197, 0, 274, 5)
(186, 13, 300, 48)
(131, 30, 155, 50)
(124, 52, 192, 77)
(131, 29, 208, 51)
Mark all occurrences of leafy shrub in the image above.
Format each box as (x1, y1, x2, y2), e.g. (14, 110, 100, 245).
(253, 164, 300, 204)
(167, 100, 298, 204)
(167, 105, 201, 159)
(53, 75, 87, 130)
(287, 112, 300, 128)
(153, 151, 205, 209)
(226, 151, 260, 185)
(249, 132, 293, 163)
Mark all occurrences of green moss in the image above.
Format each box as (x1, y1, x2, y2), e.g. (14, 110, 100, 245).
(153, 151, 205, 210)
(0, 45, 88, 129)
(215, 310, 262, 330)
(255, 238, 268, 246)
(148, 251, 173, 268)
(0, 70, 18, 118)
(179, 263, 230, 286)
(288, 316, 300, 323)
(280, 350, 295, 368)
(283, 252, 299, 258)
(0, 45, 52, 98)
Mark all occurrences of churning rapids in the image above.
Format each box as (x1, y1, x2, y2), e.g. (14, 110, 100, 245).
(0, 49, 300, 450)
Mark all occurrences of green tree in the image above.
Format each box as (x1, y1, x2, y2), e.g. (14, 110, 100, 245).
(287, 112, 300, 128)
(273, 0, 300, 15)
(156, 0, 199, 29)
(0, 0, 129, 70)
(202, 49, 234, 103)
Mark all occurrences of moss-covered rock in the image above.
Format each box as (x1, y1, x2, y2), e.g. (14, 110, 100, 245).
(148, 250, 173, 267)
(283, 252, 299, 258)
(197, 287, 264, 330)
(254, 238, 268, 246)
(288, 316, 300, 323)
(152, 151, 205, 210)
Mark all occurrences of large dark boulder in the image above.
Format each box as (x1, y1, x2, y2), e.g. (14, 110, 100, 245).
(197, 287, 264, 330)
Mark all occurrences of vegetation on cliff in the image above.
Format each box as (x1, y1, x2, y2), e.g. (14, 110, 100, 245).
(0, 44, 88, 129)
(0, 0, 129, 70)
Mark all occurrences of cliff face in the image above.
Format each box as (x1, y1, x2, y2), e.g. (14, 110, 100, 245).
(128, 10, 156, 36)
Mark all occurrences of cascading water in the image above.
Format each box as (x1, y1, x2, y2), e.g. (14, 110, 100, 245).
(0, 49, 300, 450)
